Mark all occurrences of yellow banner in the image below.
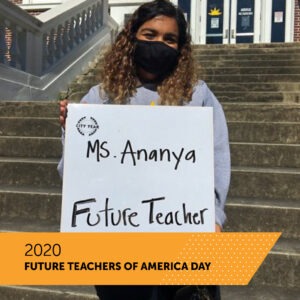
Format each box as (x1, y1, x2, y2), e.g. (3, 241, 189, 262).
(0, 232, 280, 285)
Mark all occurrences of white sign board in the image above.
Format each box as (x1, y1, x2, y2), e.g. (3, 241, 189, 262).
(61, 104, 215, 232)
(274, 11, 283, 23)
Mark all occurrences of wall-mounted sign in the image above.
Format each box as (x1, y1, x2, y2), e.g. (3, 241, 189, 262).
(238, 7, 253, 16)
(274, 11, 283, 23)
(211, 17, 220, 29)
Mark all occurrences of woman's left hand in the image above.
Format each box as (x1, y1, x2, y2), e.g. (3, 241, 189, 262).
(59, 99, 68, 128)
(215, 224, 222, 232)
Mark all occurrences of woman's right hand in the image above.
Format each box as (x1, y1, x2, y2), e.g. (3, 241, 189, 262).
(59, 99, 68, 128)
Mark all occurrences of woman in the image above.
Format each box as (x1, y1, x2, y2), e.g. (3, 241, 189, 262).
(59, 1, 230, 299)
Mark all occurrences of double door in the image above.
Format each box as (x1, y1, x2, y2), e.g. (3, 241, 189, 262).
(187, 0, 291, 44)
(206, 0, 256, 44)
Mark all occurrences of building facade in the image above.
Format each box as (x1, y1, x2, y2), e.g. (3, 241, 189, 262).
(180, 0, 297, 44)
(8, 0, 300, 44)
(109, 0, 300, 44)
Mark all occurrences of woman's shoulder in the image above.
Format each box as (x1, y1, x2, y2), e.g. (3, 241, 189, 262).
(80, 85, 109, 104)
(193, 80, 213, 96)
(188, 80, 219, 107)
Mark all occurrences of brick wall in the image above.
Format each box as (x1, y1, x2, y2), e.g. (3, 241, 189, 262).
(9, 0, 22, 4)
(295, 0, 300, 41)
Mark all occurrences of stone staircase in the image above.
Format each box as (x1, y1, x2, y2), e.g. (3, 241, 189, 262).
(0, 42, 299, 299)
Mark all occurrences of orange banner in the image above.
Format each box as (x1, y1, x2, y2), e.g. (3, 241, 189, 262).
(0, 232, 280, 285)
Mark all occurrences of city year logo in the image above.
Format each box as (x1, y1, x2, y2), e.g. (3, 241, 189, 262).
(76, 116, 99, 136)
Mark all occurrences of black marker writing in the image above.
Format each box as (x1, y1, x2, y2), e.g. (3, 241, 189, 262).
(86, 140, 110, 161)
(120, 140, 196, 170)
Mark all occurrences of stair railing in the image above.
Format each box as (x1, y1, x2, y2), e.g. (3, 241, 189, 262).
(0, 0, 107, 76)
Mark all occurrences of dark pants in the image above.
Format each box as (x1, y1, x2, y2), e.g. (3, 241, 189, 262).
(95, 286, 153, 300)
(95, 285, 221, 300)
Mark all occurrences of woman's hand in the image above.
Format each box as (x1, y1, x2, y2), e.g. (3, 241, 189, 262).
(59, 99, 68, 128)
(215, 224, 222, 232)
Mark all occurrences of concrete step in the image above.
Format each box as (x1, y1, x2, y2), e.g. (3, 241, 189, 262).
(1, 186, 298, 233)
(0, 218, 60, 232)
(0, 185, 61, 224)
(193, 42, 300, 48)
(89, 64, 300, 77)
(228, 121, 300, 144)
(209, 82, 300, 92)
(203, 66, 300, 75)
(0, 285, 97, 300)
(2, 185, 298, 239)
(193, 46, 300, 55)
(196, 45, 300, 51)
(251, 237, 300, 288)
(225, 197, 300, 239)
(62, 91, 85, 102)
(2, 162, 300, 202)
(67, 87, 300, 104)
(229, 167, 300, 201)
(0, 284, 299, 300)
(0, 136, 61, 158)
(216, 91, 300, 104)
(222, 285, 300, 300)
(198, 59, 300, 68)
(0, 218, 59, 232)
(194, 44, 300, 50)
(0, 157, 61, 189)
(0, 118, 60, 137)
(194, 52, 300, 61)
(65, 72, 300, 103)
(230, 143, 300, 168)
(73, 80, 298, 98)
(3, 119, 299, 145)
(0, 101, 58, 118)
(203, 74, 300, 83)
(2, 102, 298, 123)
(70, 75, 300, 91)
(2, 137, 299, 168)
(68, 82, 97, 95)
(73, 73, 102, 87)
(193, 42, 300, 52)
(222, 103, 300, 122)
(70, 73, 300, 90)
(2, 159, 300, 201)
(215, 91, 300, 104)
(0, 101, 300, 122)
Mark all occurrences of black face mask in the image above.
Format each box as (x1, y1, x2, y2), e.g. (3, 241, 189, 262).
(133, 39, 179, 77)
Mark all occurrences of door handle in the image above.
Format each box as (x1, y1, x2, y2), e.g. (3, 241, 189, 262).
(231, 29, 235, 38)
(225, 29, 228, 38)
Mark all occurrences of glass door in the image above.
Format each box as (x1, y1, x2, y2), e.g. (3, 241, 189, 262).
(198, 0, 258, 44)
(205, 0, 226, 44)
(231, 0, 255, 43)
(271, 0, 286, 42)
(191, 0, 293, 44)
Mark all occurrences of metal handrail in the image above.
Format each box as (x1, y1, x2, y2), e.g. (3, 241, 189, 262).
(0, 0, 106, 76)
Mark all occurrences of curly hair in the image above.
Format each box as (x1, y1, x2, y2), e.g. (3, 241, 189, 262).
(100, 0, 198, 105)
